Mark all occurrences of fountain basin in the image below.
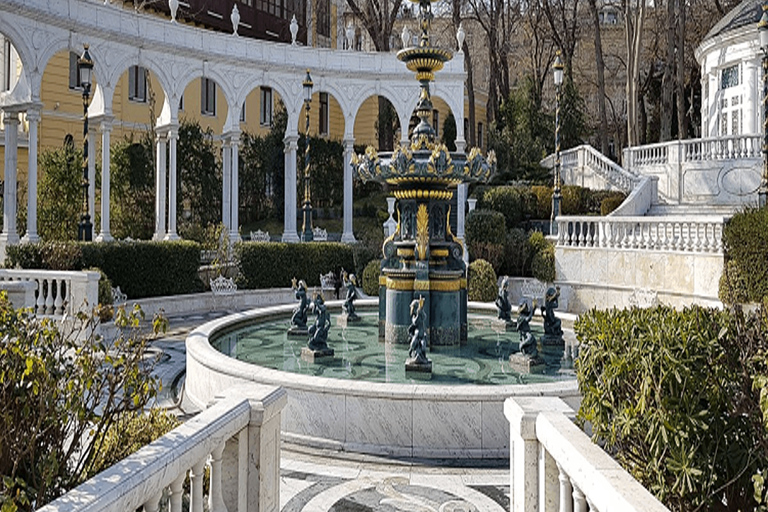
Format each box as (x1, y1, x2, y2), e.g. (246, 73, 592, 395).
(185, 299, 580, 459)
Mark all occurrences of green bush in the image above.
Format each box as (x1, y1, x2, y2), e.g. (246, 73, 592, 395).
(561, 185, 587, 215)
(528, 231, 555, 282)
(236, 242, 354, 289)
(501, 228, 533, 277)
(467, 259, 497, 302)
(530, 185, 552, 219)
(480, 186, 536, 227)
(576, 305, 768, 511)
(599, 193, 626, 215)
(5, 240, 203, 299)
(721, 208, 768, 303)
(466, 209, 506, 246)
(362, 259, 381, 296)
(719, 260, 749, 305)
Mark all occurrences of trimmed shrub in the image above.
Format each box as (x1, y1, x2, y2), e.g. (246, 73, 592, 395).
(599, 193, 626, 215)
(480, 186, 536, 227)
(467, 259, 497, 302)
(236, 242, 354, 289)
(466, 209, 506, 246)
(530, 185, 552, 219)
(721, 208, 768, 303)
(362, 259, 381, 296)
(576, 305, 768, 511)
(501, 228, 533, 277)
(5, 240, 203, 299)
(561, 185, 587, 215)
(719, 260, 749, 305)
(528, 231, 555, 283)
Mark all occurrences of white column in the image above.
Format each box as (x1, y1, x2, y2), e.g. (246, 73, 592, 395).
(96, 119, 113, 242)
(165, 128, 179, 240)
(282, 135, 300, 242)
(221, 140, 231, 232)
(456, 183, 467, 239)
(229, 135, 241, 242)
(744, 60, 758, 135)
(88, 130, 96, 226)
(153, 134, 167, 240)
(341, 139, 356, 243)
(1, 110, 20, 257)
(22, 109, 40, 243)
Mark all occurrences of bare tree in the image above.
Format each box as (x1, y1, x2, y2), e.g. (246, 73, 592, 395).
(624, 0, 645, 147)
(450, 0, 477, 146)
(541, 0, 581, 81)
(587, 0, 609, 154)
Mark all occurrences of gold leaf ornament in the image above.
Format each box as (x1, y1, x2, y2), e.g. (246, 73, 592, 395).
(416, 204, 429, 260)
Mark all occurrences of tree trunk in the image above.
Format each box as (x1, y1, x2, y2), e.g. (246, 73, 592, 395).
(465, 41, 477, 147)
(660, 0, 675, 141)
(587, 0, 609, 155)
(625, 0, 645, 147)
(676, 0, 687, 139)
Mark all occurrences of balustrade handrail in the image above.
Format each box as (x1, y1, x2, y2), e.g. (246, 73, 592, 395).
(558, 214, 728, 224)
(36, 385, 287, 512)
(540, 144, 639, 193)
(535, 410, 671, 512)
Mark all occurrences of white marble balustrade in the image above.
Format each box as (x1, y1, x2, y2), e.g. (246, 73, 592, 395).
(36, 385, 287, 512)
(556, 215, 725, 253)
(626, 142, 669, 166)
(0, 269, 99, 317)
(683, 135, 761, 162)
(505, 397, 671, 512)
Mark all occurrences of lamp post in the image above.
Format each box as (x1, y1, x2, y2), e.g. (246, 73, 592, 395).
(550, 52, 564, 235)
(300, 70, 314, 242)
(758, 5, 768, 207)
(78, 44, 94, 241)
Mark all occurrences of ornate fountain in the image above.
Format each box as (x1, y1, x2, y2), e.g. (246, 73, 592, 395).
(352, 0, 496, 350)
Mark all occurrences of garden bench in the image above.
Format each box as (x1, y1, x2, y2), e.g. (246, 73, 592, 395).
(210, 275, 238, 295)
(112, 286, 128, 306)
(250, 230, 271, 242)
(320, 271, 336, 299)
(312, 226, 328, 241)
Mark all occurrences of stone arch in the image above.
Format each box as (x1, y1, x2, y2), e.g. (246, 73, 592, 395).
(0, 21, 34, 99)
(352, 94, 402, 150)
(294, 87, 346, 141)
(175, 70, 231, 134)
(234, 83, 288, 136)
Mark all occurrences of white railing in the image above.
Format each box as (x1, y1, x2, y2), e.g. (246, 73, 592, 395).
(683, 135, 761, 162)
(36, 385, 287, 512)
(608, 175, 657, 217)
(626, 141, 669, 167)
(505, 397, 670, 512)
(542, 145, 639, 193)
(556, 215, 726, 253)
(0, 269, 99, 317)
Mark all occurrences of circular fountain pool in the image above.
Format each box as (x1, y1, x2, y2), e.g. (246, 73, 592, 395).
(185, 299, 580, 459)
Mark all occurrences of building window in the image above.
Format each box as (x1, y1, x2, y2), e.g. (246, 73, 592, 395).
(128, 66, 147, 103)
(2, 39, 11, 92)
(260, 87, 273, 126)
(317, 0, 331, 37)
(69, 51, 81, 90)
(721, 64, 739, 90)
(179, 94, 184, 111)
(319, 92, 329, 135)
(240, 0, 253, 5)
(240, 102, 246, 123)
(433, 111, 439, 138)
(477, 122, 483, 148)
(201, 77, 216, 116)
(464, 118, 469, 142)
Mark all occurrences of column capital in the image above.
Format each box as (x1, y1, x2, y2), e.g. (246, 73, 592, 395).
(25, 108, 42, 123)
(343, 139, 355, 151)
(2, 110, 20, 125)
(284, 136, 299, 151)
(222, 129, 241, 144)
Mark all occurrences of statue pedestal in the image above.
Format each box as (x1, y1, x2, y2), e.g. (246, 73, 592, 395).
(509, 353, 546, 374)
(541, 334, 564, 346)
(336, 313, 361, 328)
(405, 358, 432, 376)
(301, 346, 335, 363)
(491, 319, 516, 333)
(287, 326, 308, 336)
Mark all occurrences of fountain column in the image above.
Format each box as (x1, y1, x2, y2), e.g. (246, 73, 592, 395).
(282, 134, 300, 242)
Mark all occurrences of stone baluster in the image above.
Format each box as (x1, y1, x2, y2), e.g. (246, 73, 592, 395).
(557, 220, 565, 246)
(557, 463, 573, 512)
(622, 221, 632, 249)
(209, 443, 227, 512)
(55, 279, 66, 315)
(143, 491, 163, 512)
(578, 222, 586, 247)
(190, 458, 206, 512)
(672, 222, 682, 251)
(169, 474, 185, 512)
(715, 223, 724, 252)
(571, 482, 587, 512)
(45, 279, 55, 314)
(36, 279, 45, 315)
(693, 221, 702, 252)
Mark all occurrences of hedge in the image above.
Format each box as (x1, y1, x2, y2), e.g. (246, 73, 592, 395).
(479, 186, 537, 227)
(236, 242, 354, 289)
(361, 259, 381, 296)
(720, 207, 768, 304)
(576, 305, 768, 511)
(467, 259, 497, 302)
(5, 240, 204, 299)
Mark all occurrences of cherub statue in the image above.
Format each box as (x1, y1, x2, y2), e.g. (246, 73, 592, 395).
(495, 277, 512, 322)
(342, 270, 360, 320)
(541, 286, 563, 337)
(307, 292, 331, 351)
(517, 299, 538, 357)
(406, 295, 430, 365)
(290, 277, 310, 331)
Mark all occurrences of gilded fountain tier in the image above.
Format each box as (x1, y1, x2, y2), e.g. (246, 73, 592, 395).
(352, 0, 496, 349)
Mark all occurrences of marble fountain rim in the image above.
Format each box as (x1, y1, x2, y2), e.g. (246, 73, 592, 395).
(185, 298, 580, 403)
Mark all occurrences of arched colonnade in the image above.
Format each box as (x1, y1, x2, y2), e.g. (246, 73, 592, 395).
(0, 0, 468, 255)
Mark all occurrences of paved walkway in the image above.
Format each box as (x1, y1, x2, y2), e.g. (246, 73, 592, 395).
(147, 309, 510, 512)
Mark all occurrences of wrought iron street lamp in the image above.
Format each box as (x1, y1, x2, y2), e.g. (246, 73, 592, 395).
(758, 5, 768, 207)
(300, 70, 314, 242)
(78, 44, 94, 241)
(550, 52, 564, 234)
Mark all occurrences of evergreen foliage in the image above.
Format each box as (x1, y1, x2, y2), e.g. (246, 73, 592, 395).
(110, 135, 155, 240)
(467, 259, 497, 302)
(720, 208, 768, 304)
(37, 144, 83, 241)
